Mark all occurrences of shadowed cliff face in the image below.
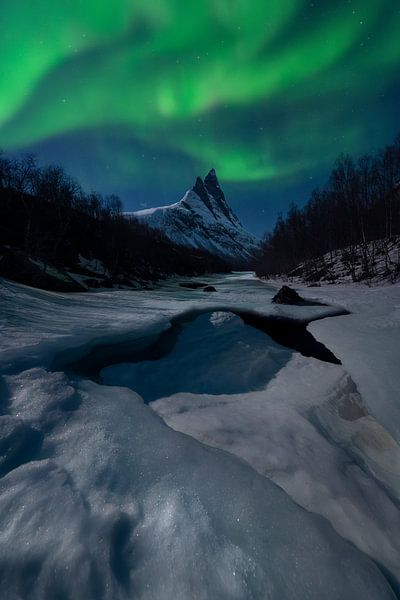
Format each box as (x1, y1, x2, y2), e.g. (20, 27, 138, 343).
(203, 168, 239, 225)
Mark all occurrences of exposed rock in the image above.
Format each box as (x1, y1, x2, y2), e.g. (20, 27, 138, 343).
(116, 276, 137, 288)
(0, 247, 86, 293)
(192, 177, 216, 216)
(204, 168, 238, 225)
(101, 278, 114, 288)
(83, 278, 102, 289)
(272, 285, 303, 305)
(204, 168, 225, 202)
(179, 281, 208, 289)
(203, 285, 217, 292)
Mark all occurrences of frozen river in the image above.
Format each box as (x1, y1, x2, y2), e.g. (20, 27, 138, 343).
(1, 272, 400, 599)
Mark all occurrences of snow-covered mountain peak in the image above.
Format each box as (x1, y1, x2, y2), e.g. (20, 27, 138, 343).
(131, 170, 259, 265)
(204, 168, 240, 225)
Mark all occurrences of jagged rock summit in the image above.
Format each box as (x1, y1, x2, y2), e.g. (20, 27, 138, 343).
(129, 170, 260, 265)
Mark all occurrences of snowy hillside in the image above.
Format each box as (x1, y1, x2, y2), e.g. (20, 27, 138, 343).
(127, 169, 260, 264)
(1, 273, 400, 597)
(271, 236, 400, 285)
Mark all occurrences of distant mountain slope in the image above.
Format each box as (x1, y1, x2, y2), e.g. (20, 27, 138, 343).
(127, 169, 259, 265)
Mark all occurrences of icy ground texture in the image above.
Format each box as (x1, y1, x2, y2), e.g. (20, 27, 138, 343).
(1, 369, 395, 600)
(151, 338, 400, 580)
(1, 273, 400, 598)
(103, 308, 400, 582)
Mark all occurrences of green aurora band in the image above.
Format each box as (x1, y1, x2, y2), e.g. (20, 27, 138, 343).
(0, 0, 399, 188)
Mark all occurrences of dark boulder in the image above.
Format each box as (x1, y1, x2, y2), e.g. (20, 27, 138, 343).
(272, 285, 303, 305)
(116, 277, 137, 288)
(83, 278, 102, 289)
(101, 278, 114, 288)
(203, 285, 217, 292)
(179, 281, 208, 289)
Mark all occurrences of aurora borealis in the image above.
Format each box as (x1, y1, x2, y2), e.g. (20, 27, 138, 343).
(1, 1, 399, 233)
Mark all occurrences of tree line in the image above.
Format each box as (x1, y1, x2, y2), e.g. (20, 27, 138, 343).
(256, 134, 400, 280)
(0, 152, 229, 289)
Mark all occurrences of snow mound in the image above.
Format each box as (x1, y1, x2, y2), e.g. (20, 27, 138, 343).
(151, 355, 400, 581)
(0, 369, 395, 599)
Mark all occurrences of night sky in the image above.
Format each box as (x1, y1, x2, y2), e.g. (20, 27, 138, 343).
(1, 1, 399, 235)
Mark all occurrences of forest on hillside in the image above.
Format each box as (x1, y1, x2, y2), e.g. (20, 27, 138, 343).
(256, 134, 400, 280)
(0, 153, 229, 290)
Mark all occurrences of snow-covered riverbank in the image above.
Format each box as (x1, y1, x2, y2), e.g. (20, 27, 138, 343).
(0, 273, 399, 599)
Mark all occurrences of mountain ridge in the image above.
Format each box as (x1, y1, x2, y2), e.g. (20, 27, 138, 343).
(127, 169, 260, 265)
